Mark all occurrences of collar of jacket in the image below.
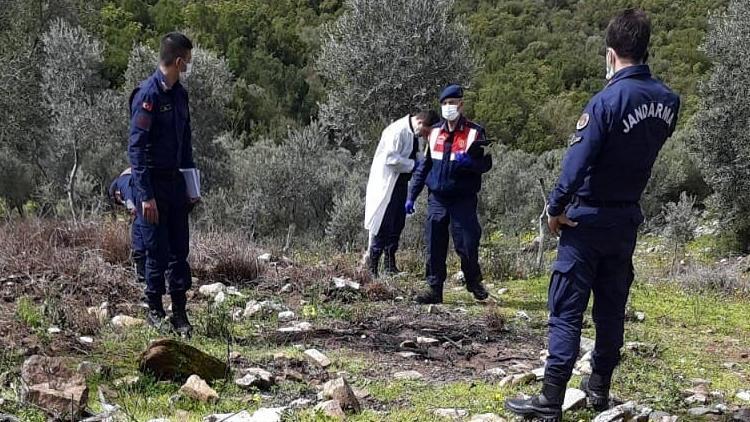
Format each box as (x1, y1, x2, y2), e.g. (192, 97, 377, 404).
(608, 64, 651, 86)
(154, 69, 182, 93)
(440, 115, 467, 133)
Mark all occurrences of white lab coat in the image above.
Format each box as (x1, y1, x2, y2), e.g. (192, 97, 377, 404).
(364, 115, 419, 246)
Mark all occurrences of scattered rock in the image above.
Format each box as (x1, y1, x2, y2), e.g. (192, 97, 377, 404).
(77, 361, 102, 378)
(78, 336, 94, 345)
(47, 326, 61, 334)
(235, 368, 275, 390)
(470, 414, 506, 422)
(87, 302, 109, 322)
(139, 339, 227, 381)
(277, 311, 295, 322)
(288, 398, 313, 409)
(214, 291, 226, 305)
(111, 315, 145, 329)
(562, 388, 587, 412)
(684, 393, 708, 405)
(737, 390, 750, 402)
(304, 349, 331, 368)
(434, 408, 468, 419)
(332, 277, 360, 290)
(25, 383, 88, 419)
(393, 370, 423, 380)
(113, 375, 140, 387)
(593, 401, 637, 422)
(322, 377, 361, 413)
(399, 340, 418, 349)
(575, 359, 592, 375)
(580, 337, 595, 354)
(146, 419, 170, 422)
(278, 322, 313, 333)
(734, 409, 750, 421)
(243, 300, 263, 318)
(625, 342, 657, 356)
(21, 356, 88, 418)
(353, 388, 370, 400)
(648, 411, 677, 421)
(280, 283, 293, 293)
(483, 367, 507, 378)
(531, 367, 545, 380)
(179, 375, 218, 403)
(512, 372, 537, 386)
(397, 352, 419, 358)
(498, 375, 514, 387)
(515, 311, 531, 321)
(203, 410, 253, 422)
(635, 311, 646, 322)
(249, 407, 285, 422)
(315, 400, 346, 419)
(198, 282, 226, 299)
(257, 253, 273, 263)
(688, 407, 720, 416)
(417, 336, 440, 345)
(497, 288, 509, 295)
(452, 271, 466, 283)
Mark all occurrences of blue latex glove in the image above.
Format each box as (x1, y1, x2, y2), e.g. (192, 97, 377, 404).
(455, 152, 472, 168)
(405, 200, 416, 215)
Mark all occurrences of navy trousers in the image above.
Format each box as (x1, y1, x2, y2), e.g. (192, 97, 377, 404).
(425, 193, 482, 288)
(544, 204, 643, 384)
(371, 180, 409, 257)
(133, 172, 192, 296)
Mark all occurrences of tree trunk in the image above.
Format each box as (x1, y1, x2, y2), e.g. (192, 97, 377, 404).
(67, 138, 79, 222)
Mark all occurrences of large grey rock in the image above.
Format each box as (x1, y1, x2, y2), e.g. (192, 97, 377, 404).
(434, 408, 469, 419)
(393, 370, 423, 380)
(562, 388, 587, 412)
(21, 355, 88, 419)
(483, 367, 507, 378)
(139, 339, 227, 382)
(304, 349, 331, 368)
(314, 400, 346, 419)
(111, 315, 145, 329)
(322, 377, 361, 413)
(593, 401, 637, 422)
(198, 282, 226, 299)
(235, 368, 275, 390)
(179, 375, 218, 403)
(203, 411, 253, 422)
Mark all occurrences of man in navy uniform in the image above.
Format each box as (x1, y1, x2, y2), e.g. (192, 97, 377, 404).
(407, 85, 492, 304)
(128, 32, 198, 337)
(506, 9, 680, 420)
(108, 168, 145, 285)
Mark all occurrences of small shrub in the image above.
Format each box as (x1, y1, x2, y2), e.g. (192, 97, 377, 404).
(16, 297, 43, 329)
(191, 230, 261, 285)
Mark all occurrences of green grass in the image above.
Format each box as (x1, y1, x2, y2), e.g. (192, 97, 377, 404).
(5, 237, 750, 421)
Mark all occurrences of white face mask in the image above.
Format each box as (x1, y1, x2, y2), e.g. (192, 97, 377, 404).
(441, 104, 460, 122)
(180, 60, 192, 79)
(605, 48, 616, 80)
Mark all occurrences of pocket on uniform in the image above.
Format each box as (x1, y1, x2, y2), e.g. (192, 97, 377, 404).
(548, 260, 576, 314)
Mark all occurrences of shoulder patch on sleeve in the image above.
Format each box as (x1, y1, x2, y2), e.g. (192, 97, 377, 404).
(142, 101, 153, 112)
(134, 111, 152, 131)
(576, 113, 590, 131)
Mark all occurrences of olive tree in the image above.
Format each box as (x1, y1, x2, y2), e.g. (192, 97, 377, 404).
(317, 0, 477, 142)
(691, 0, 750, 249)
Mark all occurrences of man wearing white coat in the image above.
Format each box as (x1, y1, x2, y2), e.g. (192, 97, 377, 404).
(364, 110, 440, 277)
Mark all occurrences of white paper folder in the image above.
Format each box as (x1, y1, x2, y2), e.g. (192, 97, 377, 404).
(180, 168, 201, 199)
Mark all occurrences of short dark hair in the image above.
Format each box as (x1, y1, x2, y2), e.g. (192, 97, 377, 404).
(605, 8, 651, 62)
(415, 110, 440, 127)
(160, 32, 193, 65)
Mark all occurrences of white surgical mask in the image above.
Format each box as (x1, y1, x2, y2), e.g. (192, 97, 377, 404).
(605, 48, 616, 80)
(180, 60, 192, 79)
(441, 104, 460, 122)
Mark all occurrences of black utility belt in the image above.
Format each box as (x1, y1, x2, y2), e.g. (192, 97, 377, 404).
(574, 197, 638, 208)
(149, 168, 180, 179)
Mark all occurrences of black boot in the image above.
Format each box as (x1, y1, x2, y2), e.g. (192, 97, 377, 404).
(415, 285, 443, 304)
(170, 292, 193, 339)
(505, 382, 565, 421)
(466, 279, 489, 301)
(383, 250, 400, 275)
(145, 293, 167, 329)
(368, 249, 382, 278)
(580, 372, 611, 411)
